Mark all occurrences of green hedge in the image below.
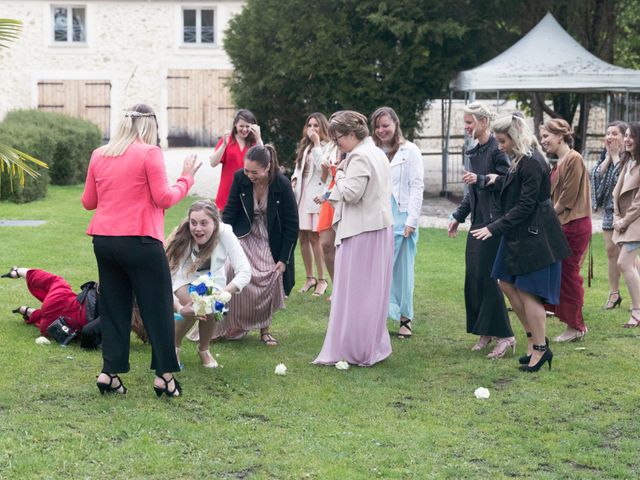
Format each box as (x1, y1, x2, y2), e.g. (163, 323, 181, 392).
(0, 110, 102, 202)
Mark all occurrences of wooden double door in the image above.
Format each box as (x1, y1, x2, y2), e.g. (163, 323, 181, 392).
(167, 68, 235, 147)
(37, 80, 111, 140)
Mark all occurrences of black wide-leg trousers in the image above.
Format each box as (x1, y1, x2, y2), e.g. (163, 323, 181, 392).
(92, 235, 179, 376)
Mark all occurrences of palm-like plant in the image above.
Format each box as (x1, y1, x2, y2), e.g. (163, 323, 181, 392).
(0, 18, 48, 193)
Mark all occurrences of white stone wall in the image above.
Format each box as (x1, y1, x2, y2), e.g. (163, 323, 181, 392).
(0, 0, 245, 146)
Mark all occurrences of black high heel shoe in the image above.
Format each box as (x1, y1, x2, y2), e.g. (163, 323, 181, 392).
(1, 266, 19, 278)
(12, 306, 34, 321)
(518, 335, 549, 365)
(519, 344, 553, 372)
(96, 374, 127, 395)
(154, 375, 182, 398)
(603, 291, 623, 310)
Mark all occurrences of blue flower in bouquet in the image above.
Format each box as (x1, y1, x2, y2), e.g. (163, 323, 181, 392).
(214, 300, 225, 313)
(195, 282, 209, 295)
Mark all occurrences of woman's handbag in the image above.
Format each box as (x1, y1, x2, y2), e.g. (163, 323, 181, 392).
(46, 316, 78, 346)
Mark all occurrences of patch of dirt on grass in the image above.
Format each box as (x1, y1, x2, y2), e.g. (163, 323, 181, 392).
(493, 378, 513, 389)
(238, 412, 269, 422)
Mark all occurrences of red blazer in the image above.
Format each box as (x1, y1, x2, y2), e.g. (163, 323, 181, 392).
(82, 141, 193, 242)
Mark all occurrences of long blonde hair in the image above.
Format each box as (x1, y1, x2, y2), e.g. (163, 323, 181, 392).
(101, 104, 159, 157)
(492, 114, 538, 170)
(165, 200, 221, 275)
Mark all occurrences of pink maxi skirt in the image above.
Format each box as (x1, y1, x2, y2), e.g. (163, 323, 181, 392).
(313, 226, 393, 366)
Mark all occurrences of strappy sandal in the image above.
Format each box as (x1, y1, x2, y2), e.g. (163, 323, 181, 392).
(603, 291, 622, 310)
(486, 337, 516, 359)
(312, 278, 329, 296)
(1, 266, 19, 278)
(299, 277, 317, 293)
(198, 348, 218, 368)
(154, 375, 182, 398)
(96, 374, 127, 395)
(397, 319, 412, 339)
(623, 308, 640, 328)
(471, 336, 493, 351)
(261, 332, 278, 346)
(12, 306, 34, 321)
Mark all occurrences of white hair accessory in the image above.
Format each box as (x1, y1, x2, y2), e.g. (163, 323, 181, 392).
(124, 111, 155, 118)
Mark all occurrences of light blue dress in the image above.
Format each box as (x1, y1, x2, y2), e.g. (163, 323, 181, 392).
(388, 196, 418, 321)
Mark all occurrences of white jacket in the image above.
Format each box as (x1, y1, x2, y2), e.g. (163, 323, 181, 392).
(390, 141, 424, 229)
(171, 222, 251, 293)
(291, 142, 334, 214)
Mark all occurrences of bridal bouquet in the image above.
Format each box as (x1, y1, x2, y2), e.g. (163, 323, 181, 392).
(188, 273, 232, 319)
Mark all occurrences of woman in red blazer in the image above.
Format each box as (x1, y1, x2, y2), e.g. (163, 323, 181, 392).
(82, 104, 200, 397)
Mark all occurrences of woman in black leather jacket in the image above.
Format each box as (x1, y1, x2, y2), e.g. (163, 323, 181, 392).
(220, 144, 298, 346)
(471, 114, 570, 372)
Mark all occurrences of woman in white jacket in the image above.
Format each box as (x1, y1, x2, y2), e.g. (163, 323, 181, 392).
(371, 107, 424, 338)
(166, 200, 251, 369)
(291, 113, 332, 296)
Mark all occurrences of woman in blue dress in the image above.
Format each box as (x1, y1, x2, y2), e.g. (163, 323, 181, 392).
(371, 107, 424, 338)
(471, 114, 571, 372)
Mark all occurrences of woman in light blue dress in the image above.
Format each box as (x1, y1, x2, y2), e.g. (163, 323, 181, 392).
(371, 107, 424, 338)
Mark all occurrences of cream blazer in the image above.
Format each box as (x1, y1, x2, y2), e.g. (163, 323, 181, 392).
(330, 137, 393, 245)
(613, 160, 640, 244)
(291, 142, 334, 215)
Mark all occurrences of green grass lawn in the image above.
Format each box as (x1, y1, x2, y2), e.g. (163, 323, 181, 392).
(1, 186, 640, 479)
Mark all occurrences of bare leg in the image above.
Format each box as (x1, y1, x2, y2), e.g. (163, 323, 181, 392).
(310, 231, 329, 295)
(619, 247, 640, 310)
(499, 280, 531, 355)
(298, 230, 317, 291)
(519, 289, 548, 366)
(319, 229, 336, 281)
(603, 230, 622, 307)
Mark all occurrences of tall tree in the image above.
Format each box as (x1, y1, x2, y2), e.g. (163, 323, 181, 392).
(502, 1, 626, 151)
(225, 0, 493, 165)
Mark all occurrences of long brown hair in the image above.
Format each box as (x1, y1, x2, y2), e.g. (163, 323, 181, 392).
(165, 200, 221, 274)
(621, 122, 640, 169)
(371, 106, 404, 159)
(231, 109, 258, 145)
(246, 144, 279, 183)
(294, 113, 329, 168)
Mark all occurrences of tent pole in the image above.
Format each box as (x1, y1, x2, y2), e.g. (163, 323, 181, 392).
(442, 91, 453, 197)
(496, 91, 500, 112)
(625, 90, 630, 121)
(605, 93, 610, 125)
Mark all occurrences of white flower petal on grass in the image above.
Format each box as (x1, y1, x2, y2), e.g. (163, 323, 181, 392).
(335, 360, 350, 370)
(575, 347, 586, 351)
(35, 336, 50, 345)
(474, 387, 490, 399)
(275, 363, 287, 375)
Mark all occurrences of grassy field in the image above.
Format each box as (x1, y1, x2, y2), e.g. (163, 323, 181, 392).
(1, 186, 640, 479)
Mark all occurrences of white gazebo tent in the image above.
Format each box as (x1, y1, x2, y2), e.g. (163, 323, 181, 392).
(441, 12, 640, 195)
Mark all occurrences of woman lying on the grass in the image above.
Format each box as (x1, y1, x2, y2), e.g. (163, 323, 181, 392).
(2, 267, 94, 340)
(166, 199, 251, 369)
(2, 267, 148, 348)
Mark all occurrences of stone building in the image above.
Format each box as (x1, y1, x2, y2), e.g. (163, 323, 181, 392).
(0, 0, 245, 147)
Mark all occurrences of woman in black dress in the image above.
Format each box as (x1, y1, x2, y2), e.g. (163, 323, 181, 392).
(471, 114, 571, 372)
(448, 102, 513, 358)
